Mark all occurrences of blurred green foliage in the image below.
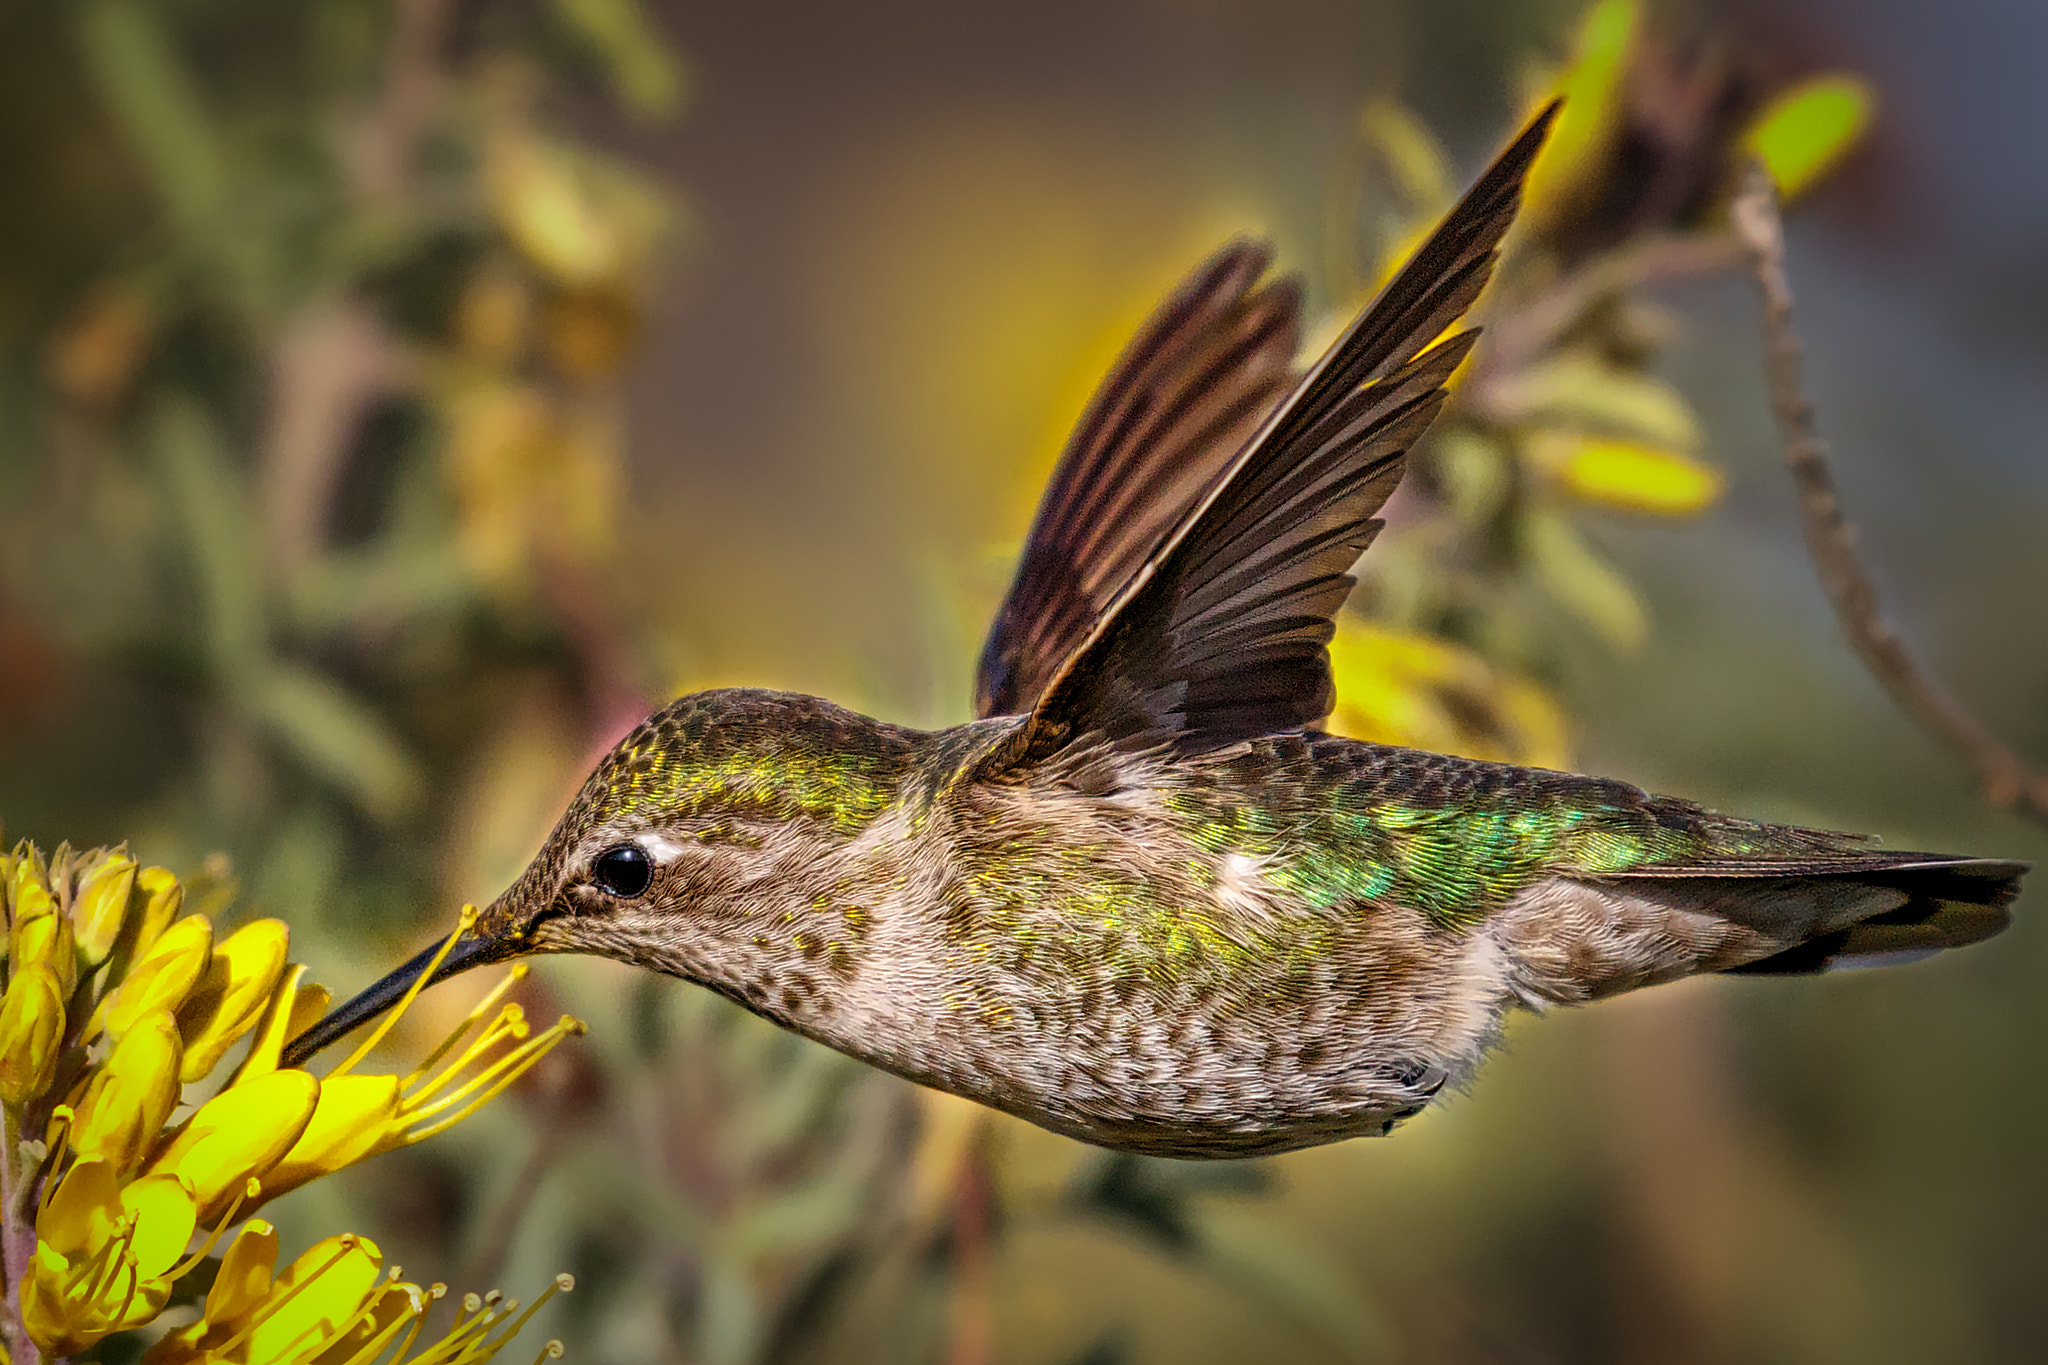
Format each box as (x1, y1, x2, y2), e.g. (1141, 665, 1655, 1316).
(0, 1, 2040, 1363)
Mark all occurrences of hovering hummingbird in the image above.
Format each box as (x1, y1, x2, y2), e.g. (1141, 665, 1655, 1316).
(287, 103, 2024, 1157)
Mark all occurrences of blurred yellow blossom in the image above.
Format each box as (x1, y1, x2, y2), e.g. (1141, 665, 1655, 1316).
(1548, 436, 1724, 516)
(0, 841, 580, 1361)
(1518, 0, 1636, 238)
(1742, 74, 1876, 200)
(1328, 622, 1571, 768)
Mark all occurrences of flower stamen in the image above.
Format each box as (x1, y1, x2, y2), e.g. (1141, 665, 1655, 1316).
(407, 1017, 585, 1143)
(167, 1175, 260, 1280)
(407, 1005, 528, 1105)
(330, 907, 480, 1078)
(402, 964, 530, 1090)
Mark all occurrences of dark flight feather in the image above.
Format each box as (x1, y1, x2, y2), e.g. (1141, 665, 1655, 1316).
(1010, 101, 1559, 761)
(975, 242, 1301, 719)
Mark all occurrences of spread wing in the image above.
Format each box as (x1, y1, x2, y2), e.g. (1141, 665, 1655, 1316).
(1006, 101, 1557, 762)
(974, 242, 1302, 719)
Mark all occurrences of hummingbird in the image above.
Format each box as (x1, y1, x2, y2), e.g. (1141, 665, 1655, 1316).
(287, 103, 2024, 1158)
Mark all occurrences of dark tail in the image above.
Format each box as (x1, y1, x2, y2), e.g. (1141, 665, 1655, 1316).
(1506, 853, 2026, 1004)
(1714, 856, 2024, 974)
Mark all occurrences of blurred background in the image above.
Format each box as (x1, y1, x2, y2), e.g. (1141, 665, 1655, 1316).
(2, 0, 2046, 1361)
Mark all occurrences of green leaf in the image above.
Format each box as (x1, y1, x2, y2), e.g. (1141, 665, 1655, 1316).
(1359, 102, 1453, 217)
(1743, 74, 1875, 201)
(249, 660, 424, 822)
(1188, 1201, 1391, 1361)
(550, 0, 687, 118)
(1491, 352, 1703, 451)
(75, 0, 226, 237)
(1524, 511, 1647, 652)
(152, 400, 265, 676)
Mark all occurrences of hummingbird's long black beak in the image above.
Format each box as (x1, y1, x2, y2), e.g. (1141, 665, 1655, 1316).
(280, 925, 512, 1070)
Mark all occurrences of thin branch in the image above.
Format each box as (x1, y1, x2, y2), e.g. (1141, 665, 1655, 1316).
(1729, 160, 2048, 828)
(262, 0, 451, 574)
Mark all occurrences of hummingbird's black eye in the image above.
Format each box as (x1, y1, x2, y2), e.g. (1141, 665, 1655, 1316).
(592, 844, 652, 898)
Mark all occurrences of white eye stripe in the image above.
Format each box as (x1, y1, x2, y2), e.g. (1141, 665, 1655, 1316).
(632, 832, 694, 862)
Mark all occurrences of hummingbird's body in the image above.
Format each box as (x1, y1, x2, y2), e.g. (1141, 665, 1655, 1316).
(286, 103, 2026, 1155)
(468, 684, 2016, 1158)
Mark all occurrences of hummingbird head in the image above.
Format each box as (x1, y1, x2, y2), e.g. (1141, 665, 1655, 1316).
(282, 688, 922, 1068)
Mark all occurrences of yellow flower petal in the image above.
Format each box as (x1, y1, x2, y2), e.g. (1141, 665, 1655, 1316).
(148, 1069, 319, 1218)
(234, 963, 328, 1083)
(1556, 438, 1724, 516)
(121, 1173, 198, 1279)
(20, 1242, 83, 1352)
(254, 1074, 402, 1201)
(205, 1219, 279, 1326)
(176, 918, 290, 1081)
(492, 136, 621, 286)
(37, 1157, 121, 1255)
(246, 1234, 384, 1363)
(0, 962, 66, 1107)
(69, 1009, 183, 1178)
(73, 850, 137, 967)
(93, 913, 213, 1040)
(1742, 73, 1875, 201)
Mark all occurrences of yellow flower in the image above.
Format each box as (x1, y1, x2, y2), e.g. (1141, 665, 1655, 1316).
(0, 842, 582, 1361)
(146, 1230, 573, 1365)
(20, 1160, 195, 1354)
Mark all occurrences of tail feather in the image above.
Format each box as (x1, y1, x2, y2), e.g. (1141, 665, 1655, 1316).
(1719, 856, 2023, 975)
(1502, 854, 2026, 1004)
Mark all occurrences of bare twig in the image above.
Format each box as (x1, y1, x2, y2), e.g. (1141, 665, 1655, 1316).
(1481, 230, 1744, 377)
(1730, 161, 2048, 828)
(350, 0, 455, 203)
(0, 1108, 41, 1365)
(260, 301, 395, 573)
(262, 0, 451, 574)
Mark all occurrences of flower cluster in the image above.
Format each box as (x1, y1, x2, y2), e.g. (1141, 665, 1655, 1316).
(0, 841, 582, 1363)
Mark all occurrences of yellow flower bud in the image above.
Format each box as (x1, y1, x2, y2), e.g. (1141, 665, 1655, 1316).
(9, 880, 76, 997)
(92, 913, 212, 1040)
(175, 919, 289, 1081)
(129, 866, 184, 961)
(147, 1069, 318, 1219)
(0, 962, 66, 1106)
(203, 1219, 278, 1325)
(6, 841, 48, 917)
(72, 851, 137, 968)
(68, 1009, 183, 1178)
